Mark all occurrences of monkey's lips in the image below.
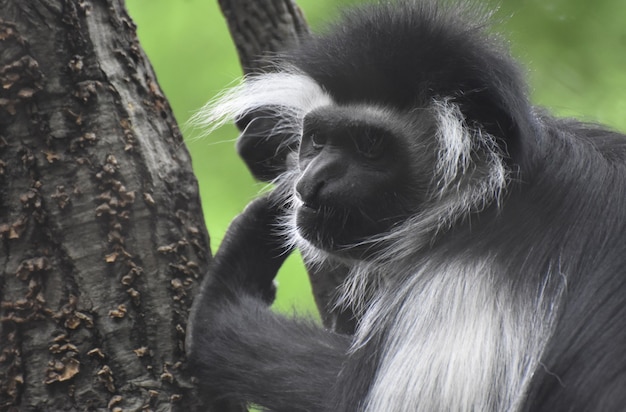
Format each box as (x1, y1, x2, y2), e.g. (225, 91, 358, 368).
(295, 202, 366, 253)
(295, 203, 336, 248)
(299, 203, 320, 215)
(295, 200, 408, 256)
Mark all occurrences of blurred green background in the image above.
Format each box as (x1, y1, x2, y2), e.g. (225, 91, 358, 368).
(125, 0, 626, 317)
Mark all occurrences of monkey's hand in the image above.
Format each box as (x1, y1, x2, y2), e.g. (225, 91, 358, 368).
(186, 193, 292, 369)
(200, 193, 292, 307)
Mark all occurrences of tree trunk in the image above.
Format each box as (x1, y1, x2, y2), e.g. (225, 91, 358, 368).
(0, 0, 209, 410)
(218, 0, 309, 74)
(218, 0, 356, 335)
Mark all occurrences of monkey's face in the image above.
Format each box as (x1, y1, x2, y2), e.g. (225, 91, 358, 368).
(293, 106, 432, 257)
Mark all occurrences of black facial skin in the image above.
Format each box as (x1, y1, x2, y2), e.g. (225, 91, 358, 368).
(294, 106, 424, 256)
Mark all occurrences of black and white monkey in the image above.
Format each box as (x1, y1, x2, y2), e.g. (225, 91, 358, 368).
(186, 1, 626, 411)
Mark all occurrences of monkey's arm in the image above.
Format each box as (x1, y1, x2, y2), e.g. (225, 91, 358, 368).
(186, 196, 351, 412)
(236, 108, 359, 335)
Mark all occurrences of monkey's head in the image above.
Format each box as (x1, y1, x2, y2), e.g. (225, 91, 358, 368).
(292, 105, 436, 256)
(199, 1, 536, 261)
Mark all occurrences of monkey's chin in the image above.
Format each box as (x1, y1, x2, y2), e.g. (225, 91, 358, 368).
(295, 204, 345, 253)
(295, 204, 371, 257)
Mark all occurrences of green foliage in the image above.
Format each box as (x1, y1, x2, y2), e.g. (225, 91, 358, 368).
(497, 0, 626, 128)
(126, 0, 626, 316)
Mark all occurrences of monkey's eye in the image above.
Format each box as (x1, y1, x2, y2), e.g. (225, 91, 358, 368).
(355, 133, 385, 159)
(310, 133, 327, 149)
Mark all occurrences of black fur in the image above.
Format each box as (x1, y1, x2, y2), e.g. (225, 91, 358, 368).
(187, 1, 626, 411)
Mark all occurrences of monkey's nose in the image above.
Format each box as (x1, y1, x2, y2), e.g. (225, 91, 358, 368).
(295, 178, 325, 208)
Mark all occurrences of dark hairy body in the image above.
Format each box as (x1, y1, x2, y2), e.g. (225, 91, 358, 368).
(186, 1, 626, 411)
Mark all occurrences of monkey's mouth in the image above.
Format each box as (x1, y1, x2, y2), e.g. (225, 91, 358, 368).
(295, 203, 381, 254)
(295, 200, 408, 256)
(299, 203, 320, 214)
(296, 203, 344, 250)
(296, 203, 326, 232)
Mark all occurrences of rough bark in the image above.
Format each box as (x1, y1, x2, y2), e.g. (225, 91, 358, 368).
(218, 0, 356, 334)
(218, 0, 310, 73)
(0, 0, 209, 410)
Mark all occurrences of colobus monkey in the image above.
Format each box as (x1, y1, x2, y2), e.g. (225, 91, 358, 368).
(186, 1, 626, 411)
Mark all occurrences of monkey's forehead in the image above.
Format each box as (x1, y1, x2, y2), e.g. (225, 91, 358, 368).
(282, 2, 520, 110)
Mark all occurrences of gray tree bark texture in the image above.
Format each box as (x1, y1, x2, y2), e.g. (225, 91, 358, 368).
(218, 0, 356, 336)
(218, 0, 310, 73)
(0, 0, 209, 410)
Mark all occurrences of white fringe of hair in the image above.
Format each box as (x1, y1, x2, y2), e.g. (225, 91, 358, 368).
(359, 255, 565, 412)
(189, 68, 333, 143)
